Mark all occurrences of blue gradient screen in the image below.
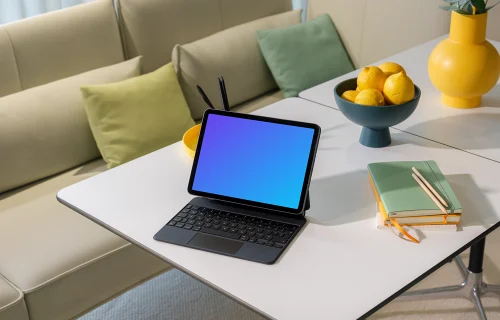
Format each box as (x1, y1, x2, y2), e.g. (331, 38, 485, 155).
(192, 114, 315, 209)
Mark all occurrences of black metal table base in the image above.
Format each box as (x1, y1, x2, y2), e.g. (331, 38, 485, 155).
(397, 238, 500, 320)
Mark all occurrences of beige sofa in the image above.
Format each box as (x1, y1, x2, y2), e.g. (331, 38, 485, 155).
(2, 0, 498, 319)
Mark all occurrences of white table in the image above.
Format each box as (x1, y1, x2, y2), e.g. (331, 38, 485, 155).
(58, 98, 500, 320)
(299, 36, 500, 162)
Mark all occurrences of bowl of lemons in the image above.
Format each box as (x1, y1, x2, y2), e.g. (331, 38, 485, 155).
(334, 62, 421, 148)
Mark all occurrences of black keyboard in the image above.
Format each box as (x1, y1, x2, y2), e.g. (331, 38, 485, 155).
(166, 205, 299, 249)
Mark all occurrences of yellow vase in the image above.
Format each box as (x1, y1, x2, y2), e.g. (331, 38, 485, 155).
(428, 11, 500, 108)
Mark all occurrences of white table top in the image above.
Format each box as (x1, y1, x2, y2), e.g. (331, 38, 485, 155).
(299, 36, 500, 162)
(58, 98, 500, 320)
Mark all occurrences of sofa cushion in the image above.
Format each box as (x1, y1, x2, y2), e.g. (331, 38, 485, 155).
(0, 27, 21, 98)
(0, 159, 169, 320)
(232, 90, 284, 115)
(117, 0, 292, 73)
(0, 276, 28, 320)
(3, 0, 124, 90)
(257, 14, 354, 98)
(172, 10, 301, 120)
(81, 62, 195, 168)
(0, 57, 142, 194)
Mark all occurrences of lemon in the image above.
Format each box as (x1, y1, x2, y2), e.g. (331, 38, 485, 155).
(357, 66, 387, 92)
(383, 71, 415, 105)
(356, 86, 361, 92)
(354, 89, 385, 106)
(378, 62, 405, 77)
(341, 90, 358, 102)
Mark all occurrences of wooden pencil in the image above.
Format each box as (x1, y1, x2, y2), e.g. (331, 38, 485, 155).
(412, 173, 448, 214)
(412, 167, 449, 207)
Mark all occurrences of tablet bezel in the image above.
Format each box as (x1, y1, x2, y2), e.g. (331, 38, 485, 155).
(187, 109, 321, 215)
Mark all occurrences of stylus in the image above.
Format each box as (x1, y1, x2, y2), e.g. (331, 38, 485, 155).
(196, 85, 215, 109)
(218, 76, 230, 111)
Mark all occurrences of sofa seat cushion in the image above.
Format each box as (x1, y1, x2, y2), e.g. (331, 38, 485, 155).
(232, 90, 284, 114)
(0, 159, 169, 320)
(0, 276, 28, 320)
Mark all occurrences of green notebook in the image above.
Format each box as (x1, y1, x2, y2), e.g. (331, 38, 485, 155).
(367, 161, 462, 217)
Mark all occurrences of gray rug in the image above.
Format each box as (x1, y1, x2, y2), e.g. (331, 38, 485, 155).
(80, 229, 500, 320)
(80, 268, 264, 320)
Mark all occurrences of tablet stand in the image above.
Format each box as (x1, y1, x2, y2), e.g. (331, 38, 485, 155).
(302, 192, 310, 216)
(397, 237, 500, 320)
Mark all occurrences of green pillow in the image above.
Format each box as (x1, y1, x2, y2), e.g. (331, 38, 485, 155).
(81, 62, 195, 168)
(257, 14, 354, 98)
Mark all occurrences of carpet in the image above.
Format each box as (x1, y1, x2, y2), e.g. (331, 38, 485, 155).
(80, 229, 500, 320)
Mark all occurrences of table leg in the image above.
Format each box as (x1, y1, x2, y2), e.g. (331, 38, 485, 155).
(396, 237, 499, 320)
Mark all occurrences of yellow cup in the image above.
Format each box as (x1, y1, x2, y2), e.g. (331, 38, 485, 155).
(182, 124, 201, 158)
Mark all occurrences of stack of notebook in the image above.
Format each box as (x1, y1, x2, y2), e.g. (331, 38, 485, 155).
(368, 161, 462, 237)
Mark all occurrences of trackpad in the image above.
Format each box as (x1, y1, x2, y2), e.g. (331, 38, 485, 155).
(188, 233, 243, 254)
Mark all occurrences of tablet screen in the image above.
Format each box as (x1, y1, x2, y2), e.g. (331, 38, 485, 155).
(188, 110, 320, 214)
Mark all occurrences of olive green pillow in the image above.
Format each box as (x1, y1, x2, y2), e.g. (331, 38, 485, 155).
(81, 62, 195, 168)
(257, 14, 354, 98)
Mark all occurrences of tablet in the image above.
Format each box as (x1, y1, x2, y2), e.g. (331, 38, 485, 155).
(187, 109, 321, 215)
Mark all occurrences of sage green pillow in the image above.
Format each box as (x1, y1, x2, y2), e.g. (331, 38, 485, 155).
(257, 14, 354, 98)
(81, 62, 195, 168)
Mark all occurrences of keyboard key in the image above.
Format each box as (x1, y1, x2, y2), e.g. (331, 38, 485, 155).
(238, 225, 247, 230)
(181, 209, 189, 213)
(248, 232, 256, 237)
(193, 226, 201, 231)
(181, 218, 188, 223)
(195, 221, 204, 226)
(168, 221, 177, 226)
(186, 205, 192, 209)
(264, 230, 272, 235)
(230, 223, 238, 228)
(266, 241, 274, 246)
(207, 214, 214, 218)
(286, 225, 297, 231)
(274, 238, 287, 244)
(196, 216, 205, 221)
(257, 240, 267, 245)
(188, 214, 196, 220)
(187, 219, 196, 225)
(213, 220, 221, 225)
(249, 238, 257, 243)
(283, 231, 293, 239)
(274, 243, 284, 248)
(184, 224, 193, 230)
(204, 223, 213, 228)
(198, 212, 206, 217)
(189, 210, 198, 215)
(240, 221, 247, 225)
(222, 221, 229, 226)
(173, 217, 182, 222)
(201, 227, 240, 240)
(192, 205, 199, 210)
(240, 236, 249, 241)
(213, 225, 221, 230)
(256, 228, 264, 233)
(206, 218, 213, 223)
(256, 233, 264, 239)
(238, 230, 247, 235)
(247, 227, 255, 231)
(272, 231, 279, 236)
(266, 225, 274, 230)
(265, 235, 273, 240)
(229, 228, 238, 233)
(175, 222, 185, 228)
(222, 217, 229, 221)
(178, 213, 187, 218)
(222, 226, 229, 232)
